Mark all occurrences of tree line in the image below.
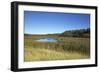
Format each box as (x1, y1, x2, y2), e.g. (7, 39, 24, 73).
(59, 28, 90, 38)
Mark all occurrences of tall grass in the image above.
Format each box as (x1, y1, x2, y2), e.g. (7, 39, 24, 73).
(24, 35, 90, 61)
(24, 47, 89, 61)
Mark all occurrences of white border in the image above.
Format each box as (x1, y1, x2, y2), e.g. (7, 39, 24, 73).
(18, 5, 96, 68)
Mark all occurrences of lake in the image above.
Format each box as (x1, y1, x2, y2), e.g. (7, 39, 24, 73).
(34, 38, 57, 43)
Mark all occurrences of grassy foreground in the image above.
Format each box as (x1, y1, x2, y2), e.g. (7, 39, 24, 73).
(24, 35, 90, 62)
(24, 47, 89, 61)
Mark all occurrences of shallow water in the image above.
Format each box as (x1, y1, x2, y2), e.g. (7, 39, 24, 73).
(34, 38, 57, 43)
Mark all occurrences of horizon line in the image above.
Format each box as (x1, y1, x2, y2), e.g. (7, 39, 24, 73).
(24, 28, 90, 35)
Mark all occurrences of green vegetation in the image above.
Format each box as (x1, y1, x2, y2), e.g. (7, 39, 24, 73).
(60, 28, 90, 37)
(24, 28, 90, 62)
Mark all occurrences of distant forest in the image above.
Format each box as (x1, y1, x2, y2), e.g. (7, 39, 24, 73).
(25, 28, 90, 38)
(60, 28, 90, 38)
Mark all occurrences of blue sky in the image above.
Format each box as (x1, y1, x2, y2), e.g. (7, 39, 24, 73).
(24, 11, 90, 34)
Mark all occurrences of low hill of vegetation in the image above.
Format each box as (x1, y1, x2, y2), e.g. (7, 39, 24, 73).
(60, 28, 90, 38)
